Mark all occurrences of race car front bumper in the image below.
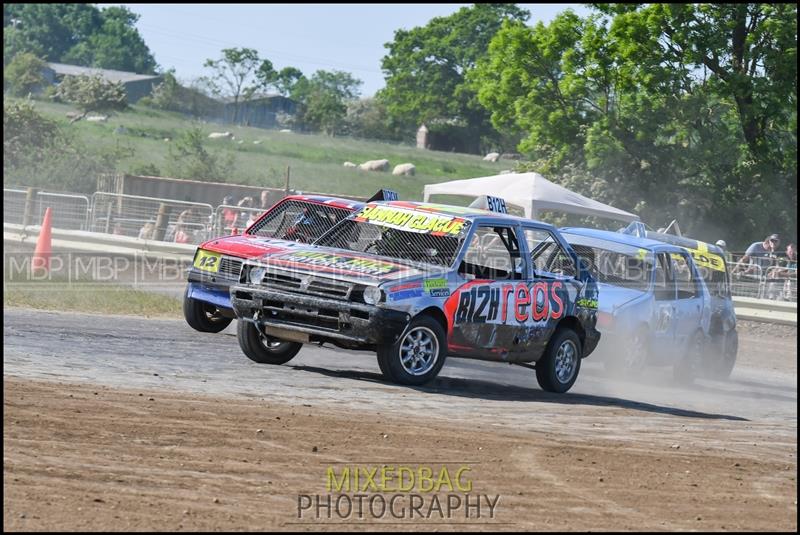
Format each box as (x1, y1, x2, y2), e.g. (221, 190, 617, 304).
(186, 268, 239, 310)
(230, 285, 410, 346)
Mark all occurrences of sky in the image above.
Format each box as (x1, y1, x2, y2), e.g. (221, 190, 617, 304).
(106, 3, 592, 97)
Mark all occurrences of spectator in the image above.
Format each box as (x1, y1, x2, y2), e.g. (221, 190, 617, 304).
(246, 211, 259, 229)
(733, 234, 779, 276)
(233, 196, 254, 229)
(259, 190, 271, 211)
(715, 239, 733, 264)
(221, 195, 237, 229)
(177, 208, 194, 224)
(769, 242, 797, 278)
(138, 222, 155, 240)
(174, 221, 190, 243)
(765, 242, 796, 300)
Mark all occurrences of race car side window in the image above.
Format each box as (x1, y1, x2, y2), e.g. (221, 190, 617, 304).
(672, 252, 698, 299)
(525, 228, 577, 278)
(459, 225, 523, 280)
(655, 253, 675, 301)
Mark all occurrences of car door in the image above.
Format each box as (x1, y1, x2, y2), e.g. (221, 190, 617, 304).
(651, 251, 678, 363)
(449, 224, 529, 360)
(521, 226, 580, 361)
(670, 251, 704, 358)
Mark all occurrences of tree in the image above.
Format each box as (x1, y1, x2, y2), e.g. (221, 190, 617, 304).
(594, 3, 797, 162)
(3, 97, 116, 192)
(379, 3, 529, 146)
(3, 52, 46, 96)
(345, 97, 403, 141)
(273, 66, 303, 96)
(202, 47, 268, 123)
(165, 127, 235, 181)
(3, 3, 100, 64)
(291, 70, 361, 135)
(472, 5, 796, 247)
(3, 4, 157, 73)
(62, 6, 158, 74)
(53, 74, 128, 114)
(3, 98, 60, 170)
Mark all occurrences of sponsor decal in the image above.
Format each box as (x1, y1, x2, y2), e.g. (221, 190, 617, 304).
(274, 250, 402, 277)
(355, 205, 467, 237)
(576, 298, 598, 309)
(450, 281, 565, 325)
(685, 242, 725, 272)
(388, 281, 423, 300)
(423, 278, 447, 291)
(389, 288, 423, 300)
(424, 278, 450, 298)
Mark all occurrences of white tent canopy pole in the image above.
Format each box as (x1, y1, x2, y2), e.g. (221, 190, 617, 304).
(423, 171, 638, 223)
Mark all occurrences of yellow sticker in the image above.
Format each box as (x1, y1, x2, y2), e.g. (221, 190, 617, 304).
(683, 241, 725, 272)
(194, 249, 221, 272)
(355, 205, 466, 236)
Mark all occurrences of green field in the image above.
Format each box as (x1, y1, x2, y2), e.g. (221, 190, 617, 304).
(25, 100, 512, 201)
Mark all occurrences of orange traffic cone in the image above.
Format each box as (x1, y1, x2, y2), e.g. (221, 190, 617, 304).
(32, 207, 53, 274)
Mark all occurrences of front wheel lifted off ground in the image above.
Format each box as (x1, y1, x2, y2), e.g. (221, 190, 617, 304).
(237, 320, 302, 365)
(536, 328, 582, 393)
(377, 315, 447, 386)
(183, 286, 233, 333)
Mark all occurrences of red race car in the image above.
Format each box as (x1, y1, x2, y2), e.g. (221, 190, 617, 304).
(183, 190, 397, 334)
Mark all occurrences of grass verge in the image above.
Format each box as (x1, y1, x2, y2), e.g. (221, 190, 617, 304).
(3, 282, 182, 318)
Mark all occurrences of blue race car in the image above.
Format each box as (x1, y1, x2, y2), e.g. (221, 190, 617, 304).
(231, 198, 601, 393)
(559, 228, 734, 382)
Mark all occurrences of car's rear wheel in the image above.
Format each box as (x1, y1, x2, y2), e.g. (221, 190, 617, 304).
(703, 329, 738, 380)
(183, 286, 233, 333)
(237, 320, 302, 365)
(536, 328, 582, 393)
(377, 316, 446, 385)
(674, 330, 704, 385)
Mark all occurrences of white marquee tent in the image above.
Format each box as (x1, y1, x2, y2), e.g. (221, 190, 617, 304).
(423, 171, 639, 222)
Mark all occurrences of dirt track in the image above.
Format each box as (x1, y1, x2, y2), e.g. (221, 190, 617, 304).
(3, 308, 797, 531)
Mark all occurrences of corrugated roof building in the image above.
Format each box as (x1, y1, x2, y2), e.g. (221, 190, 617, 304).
(43, 62, 164, 103)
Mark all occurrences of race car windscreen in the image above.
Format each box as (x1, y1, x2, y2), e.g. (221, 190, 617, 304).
(314, 207, 470, 268)
(560, 233, 654, 291)
(247, 200, 353, 243)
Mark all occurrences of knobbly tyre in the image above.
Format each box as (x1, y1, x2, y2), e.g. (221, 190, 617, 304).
(183, 190, 397, 341)
(230, 198, 600, 393)
(618, 222, 739, 379)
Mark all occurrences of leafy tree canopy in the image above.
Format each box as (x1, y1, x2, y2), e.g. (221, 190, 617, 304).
(4, 4, 157, 74)
(379, 3, 529, 142)
(472, 4, 796, 246)
(291, 70, 362, 136)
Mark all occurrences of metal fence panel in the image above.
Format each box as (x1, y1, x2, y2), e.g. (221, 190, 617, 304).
(90, 192, 214, 245)
(2, 189, 27, 225)
(36, 192, 90, 230)
(211, 204, 267, 239)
